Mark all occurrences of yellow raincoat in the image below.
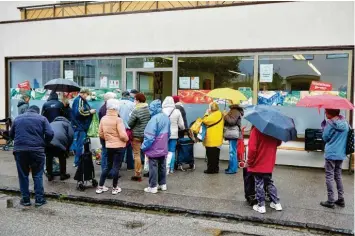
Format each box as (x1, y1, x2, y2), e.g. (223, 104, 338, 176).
(202, 110, 224, 147)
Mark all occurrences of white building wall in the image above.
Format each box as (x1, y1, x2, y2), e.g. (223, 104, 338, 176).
(0, 1, 353, 168)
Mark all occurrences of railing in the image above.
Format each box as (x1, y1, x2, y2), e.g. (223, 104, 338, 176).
(18, 1, 260, 20)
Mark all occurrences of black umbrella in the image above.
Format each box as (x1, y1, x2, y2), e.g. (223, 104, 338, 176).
(44, 78, 80, 92)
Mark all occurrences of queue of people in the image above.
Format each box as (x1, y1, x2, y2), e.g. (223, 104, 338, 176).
(10, 89, 349, 216)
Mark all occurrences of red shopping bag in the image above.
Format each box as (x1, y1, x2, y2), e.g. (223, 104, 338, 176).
(238, 127, 246, 168)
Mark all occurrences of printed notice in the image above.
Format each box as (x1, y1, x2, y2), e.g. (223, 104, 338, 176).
(191, 77, 200, 89)
(179, 77, 191, 89)
(100, 76, 108, 88)
(109, 80, 120, 89)
(64, 70, 74, 81)
(259, 64, 273, 83)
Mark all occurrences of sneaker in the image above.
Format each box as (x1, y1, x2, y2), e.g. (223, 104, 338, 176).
(112, 187, 122, 195)
(35, 200, 47, 207)
(60, 174, 70, 181)
(20, 199, 31, 207)
(335, 199, 345, 207)
(170, 169, 174, 174)
(73, 164, 77, 167)
(320, 201, 335, 209)
(158, 184, 167, 191)
(144, 187, 158, 194)
(178, 165, 185, 172)
(131, 176, 142, 182)
(96, 186, 109, 194)
(253, 204, 266, 214)
(270, 202, 283, 211)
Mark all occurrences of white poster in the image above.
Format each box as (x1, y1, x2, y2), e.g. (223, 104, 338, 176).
(260, 64, 273, 83)
(64, 70, 74, 81)
(190, 76, 200, 89)
(179, 77, 190, 89)
(100, 76, 108, 88)
(109, 80, 120, 89)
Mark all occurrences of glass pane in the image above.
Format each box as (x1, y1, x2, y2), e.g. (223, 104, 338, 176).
(63, 59, 122, 89)
(9, 60, 61, 118)
(138, 72, 154, 103)
(126, 71, 133, 90)
(177, 56, 254, 125)
(126, 57, 173, 68)
(258, 53, 349, 137)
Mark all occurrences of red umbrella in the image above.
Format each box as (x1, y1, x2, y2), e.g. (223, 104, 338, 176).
(296, 94, 354, 110)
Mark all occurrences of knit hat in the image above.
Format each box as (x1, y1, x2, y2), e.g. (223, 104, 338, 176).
(209, 102, 219, 112)
(172, 95, 180, 103)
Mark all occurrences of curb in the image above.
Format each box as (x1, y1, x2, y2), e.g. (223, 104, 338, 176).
(0, 187, 353, 235)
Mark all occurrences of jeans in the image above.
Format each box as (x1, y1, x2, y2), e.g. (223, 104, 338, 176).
(226, 140, 238, 173)
(325, 159, 344, 202)
(45, 146, 67, 176)
(168, 139, 178, 171)
(254, 173, 279, 206)
(100, 139, 108, 172)
(99, 147, 125, 188)
(14, 151, 46, 203)
(132, 138, 143, 177)
(73, 130, 87, 166)
(148, 157, 167, 188)
(125, 143, 134, 170)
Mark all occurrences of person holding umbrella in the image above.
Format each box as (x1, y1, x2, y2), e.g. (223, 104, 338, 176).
(71, 88, 96, 167)
(245, 105, 297, 214)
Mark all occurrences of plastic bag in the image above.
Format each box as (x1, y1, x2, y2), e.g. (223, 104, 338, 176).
(191, 118, 203, 134)
(197, 124, 207, 142)
(87, 114, 99, 137)
(144, 155, 149, 172)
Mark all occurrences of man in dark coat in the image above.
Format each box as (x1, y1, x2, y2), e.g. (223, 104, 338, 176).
(42, 91, 64, 123)
(46, 116, 74, 181)
(10, 105, 54, 207)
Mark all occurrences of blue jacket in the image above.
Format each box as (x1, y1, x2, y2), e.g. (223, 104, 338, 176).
(10, 108, 54, 153)
(141, 100, 170, 158)
(41, 92, 64, 123)
(322, 116, 349, 160)
(71, 95, 92, 132)
(118, 98, 135, 128)
(49, 116, 74, 151)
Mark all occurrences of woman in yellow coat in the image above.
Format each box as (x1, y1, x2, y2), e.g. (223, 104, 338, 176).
(202, 102, 224, 174)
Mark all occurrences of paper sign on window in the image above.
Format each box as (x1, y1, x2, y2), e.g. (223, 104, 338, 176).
(260, 64, 273, 83)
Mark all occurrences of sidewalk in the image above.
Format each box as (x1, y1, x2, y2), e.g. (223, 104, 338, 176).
(0, 151, 353, 234)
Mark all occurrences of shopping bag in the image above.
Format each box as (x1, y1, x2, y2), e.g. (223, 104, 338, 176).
(197, 124, 207, 142)
(191, 118, 203, 134)
(144, 155, 149, 172)
(87, 114, 99, 137)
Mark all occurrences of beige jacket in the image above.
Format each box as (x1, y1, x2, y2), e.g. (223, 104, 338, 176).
(99, 109, 128, 148)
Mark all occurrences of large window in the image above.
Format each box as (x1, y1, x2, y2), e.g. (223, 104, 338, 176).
(63, 59, 122, 89)
(258, 53, 349, 137)
(126, 57, 173, 69)
(177, 56, 254, 124)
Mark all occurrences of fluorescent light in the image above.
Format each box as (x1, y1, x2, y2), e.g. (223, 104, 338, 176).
(307, 61, 321, 75)
(293, 54, 306, 60)
(228, 70, 246, 76)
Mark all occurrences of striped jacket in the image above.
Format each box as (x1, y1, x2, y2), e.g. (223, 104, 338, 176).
(128, 103, 150, 138)
(71, 95, 93, 132)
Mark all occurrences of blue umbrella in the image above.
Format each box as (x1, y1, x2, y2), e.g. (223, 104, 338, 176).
(244, 105, 297, 142)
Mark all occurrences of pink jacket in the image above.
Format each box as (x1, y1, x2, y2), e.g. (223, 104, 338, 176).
(99, 109, 128, 148)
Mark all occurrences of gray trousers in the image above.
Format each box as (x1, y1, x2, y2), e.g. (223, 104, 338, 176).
(254, 174, 279, 206)
(148, 157, 167, 188)
(325, 159, 344, 203)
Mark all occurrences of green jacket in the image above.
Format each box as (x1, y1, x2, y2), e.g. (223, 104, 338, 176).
(128, 103, 151, 138)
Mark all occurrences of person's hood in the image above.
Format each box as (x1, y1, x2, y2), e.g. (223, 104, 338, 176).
(149, 100, 162, 116)
(48, 92, 59, 101)
(136, 103, 148, 109)
(17, 99, 27, 108)
(26, 107, 40, 114)
(53, 116, 70, 123)
(162, 96, 175, 115)
(230, 104, 244, 116)
(327, 116, 348, 132)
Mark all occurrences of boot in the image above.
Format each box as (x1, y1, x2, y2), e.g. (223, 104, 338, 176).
(60, 174, 70, 181)
(320, 201, 335, 209)
(335, 199, 345, 207)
